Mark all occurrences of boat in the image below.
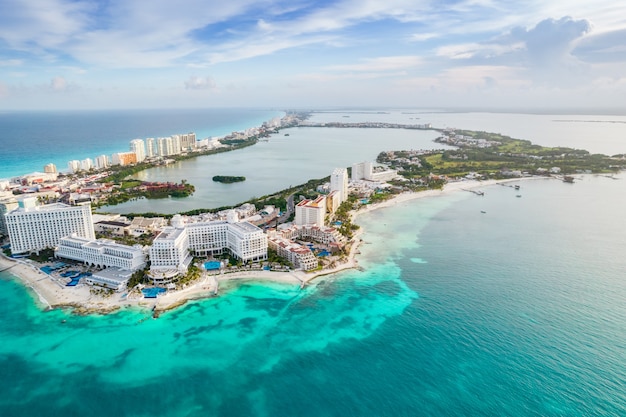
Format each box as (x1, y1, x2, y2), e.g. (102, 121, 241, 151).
(514, 185, 520, 190)
(284, 133, 290, 136)
(481, 210, 487, 214)
(516, 194, 522, 198)
(563, 176, 575, 183)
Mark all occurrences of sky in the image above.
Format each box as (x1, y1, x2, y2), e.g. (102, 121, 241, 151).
(1, 0, 625, 111)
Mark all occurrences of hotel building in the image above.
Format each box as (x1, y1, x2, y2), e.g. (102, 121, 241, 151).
(146, 138, 156, 158)
(330, 168, 349, 203)
(149, 226, 192, 275)
(180, 133, 197, 151)
(68, 160, 81, 173)
(111, 152, 138, 166)
(5, 200, 95, 254)
(352, 161, 397, 182)
(130, 139, 146, 162)
(149, 214, 268, 281)
(95, 155, 109, 170)
(43, 163, 58, 174)
(80, 158, 94, 171)
(267, 236, 318, 271)
(55, 234, 146, 271)
(295, 196, 327, 226)
(0, 197, 19, 235)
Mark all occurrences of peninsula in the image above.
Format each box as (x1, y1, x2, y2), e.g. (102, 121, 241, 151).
(1, 115, 624, 317)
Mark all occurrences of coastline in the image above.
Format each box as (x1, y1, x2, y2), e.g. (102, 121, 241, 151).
(1, 176, 543, 316)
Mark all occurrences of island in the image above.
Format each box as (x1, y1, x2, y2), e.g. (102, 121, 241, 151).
(212, 175, 246, 183)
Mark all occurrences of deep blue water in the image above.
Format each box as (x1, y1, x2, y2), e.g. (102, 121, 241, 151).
(0, 108, 281, 178)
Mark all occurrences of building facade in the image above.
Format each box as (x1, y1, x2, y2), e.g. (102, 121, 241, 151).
(149, 226, 192, 273)
(111, 152, 138, 166)
(295, 196, 327, 226)
(55, 235, 146, 271)
(43, 163, 58, 173)
(267, 236, 318, 271)
(149, 216, 268, 279)
(0, 197, 19, 235)
(330, 167, 349, 203)
(6, 202, 95, 254)
(180, 133, 197, 151)
(130, 139, 146, 162)
(95, 155, 109, 170)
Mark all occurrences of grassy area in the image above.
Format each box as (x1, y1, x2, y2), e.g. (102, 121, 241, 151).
(120, 180, 143, 190)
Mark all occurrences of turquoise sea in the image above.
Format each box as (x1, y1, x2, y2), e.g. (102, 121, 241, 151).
(1, 174, 625, 416)
(0, 108, 282, 179)
(1, 109, 625, 415)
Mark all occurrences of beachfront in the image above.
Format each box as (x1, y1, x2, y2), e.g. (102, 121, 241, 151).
(1, 177, 540, 315)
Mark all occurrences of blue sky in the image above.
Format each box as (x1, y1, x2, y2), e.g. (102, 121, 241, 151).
(1, 0, 625, 110)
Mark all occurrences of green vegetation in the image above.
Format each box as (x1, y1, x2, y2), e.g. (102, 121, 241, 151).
(212, 175, 246, 183)
(177, 262, 202, 287)
(379, 129, 624, 180)
(332, 195, 360, 239)
(128, 268, 148, 288)
(28, 248, 56, 263)
(267, 248, 293, 268)
(95, 181, 195, 208)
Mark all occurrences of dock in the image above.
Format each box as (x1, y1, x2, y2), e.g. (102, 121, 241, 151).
(462, 189, 484, 196)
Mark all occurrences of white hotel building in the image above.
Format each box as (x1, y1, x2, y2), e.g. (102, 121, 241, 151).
(330, 167, 349, 203)
(6, 200, 95, 254)
(149, 214, 268, 280)
(55, 234, 146, 271)
(130, 139, 146, 162)
(295, 195, 327, 227)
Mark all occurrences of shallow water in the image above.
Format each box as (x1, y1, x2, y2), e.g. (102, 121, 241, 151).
(2, 174, 625, 416)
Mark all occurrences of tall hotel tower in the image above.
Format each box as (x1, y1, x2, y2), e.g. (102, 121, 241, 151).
(130, 139, 146, 162)
(330, 168, 349, 203)
(5, 198, 95, 254)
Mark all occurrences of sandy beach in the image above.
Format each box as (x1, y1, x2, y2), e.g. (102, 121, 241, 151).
(2, 177, 537, 315)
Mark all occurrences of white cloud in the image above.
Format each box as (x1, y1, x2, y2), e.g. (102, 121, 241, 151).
(410, 33, 438, 42)
(184, 76, 216, 90)
(50, 76, 68, 91)
(326, 56, 422, 72)
(0, 59, 23, 67)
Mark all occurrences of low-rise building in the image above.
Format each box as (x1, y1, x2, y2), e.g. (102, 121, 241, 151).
(85, 267, 133, 292)
(268, 236, 318, 271)
(55, 235, 146, 271)
(95, 220, 130, 236)
(127, 216, 167, 236)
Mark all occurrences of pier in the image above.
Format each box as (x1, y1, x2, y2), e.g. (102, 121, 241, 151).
(462, 189, 485, 196)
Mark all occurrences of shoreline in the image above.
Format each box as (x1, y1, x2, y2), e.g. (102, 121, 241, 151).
(0, 176, 546, 316)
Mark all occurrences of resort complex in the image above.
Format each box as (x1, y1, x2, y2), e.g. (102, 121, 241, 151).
(2, 112, 622, 311)
(0, 156, 386, 296)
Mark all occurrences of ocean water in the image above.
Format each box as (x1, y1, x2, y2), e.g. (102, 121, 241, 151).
(0, 108, 282, 179)
(1, 174, 625, 416)
(1, 109, 626, 416)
